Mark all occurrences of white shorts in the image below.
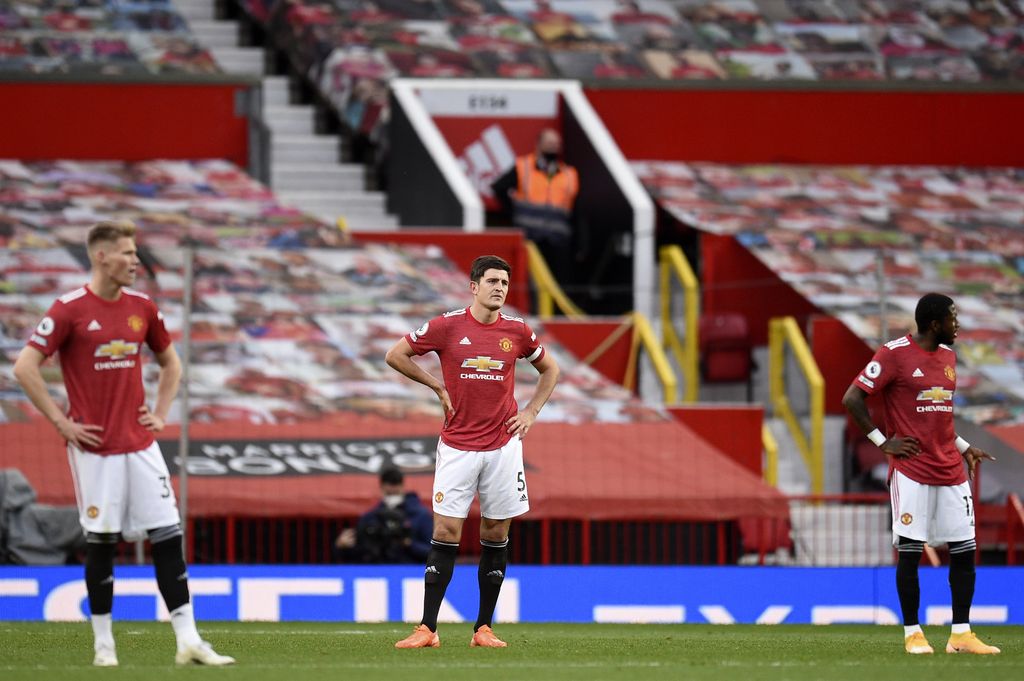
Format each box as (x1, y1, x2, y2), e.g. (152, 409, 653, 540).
(68, 441, 181, 540)
(890, 470, 975, 547)
(433, 438, 529, 520)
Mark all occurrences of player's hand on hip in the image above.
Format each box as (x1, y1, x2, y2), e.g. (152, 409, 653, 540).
(964, 445, 995, 480)
(57, 416, 103, 449)
(506, 409, 537, 439)
(138, 405, 165, 432)
(436, 387, 454, 422)
(882, 435, 920, 458)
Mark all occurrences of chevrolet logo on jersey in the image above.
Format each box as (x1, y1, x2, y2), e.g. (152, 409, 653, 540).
(95, 339, 139, 359)
(462, 356, 504, 372)
(917, 387, 952, 403)
(460, 356, 505, 381)
(916, 386, 953, 413)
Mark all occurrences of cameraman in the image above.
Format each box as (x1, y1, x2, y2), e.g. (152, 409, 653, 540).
(334, 467, 433, 563)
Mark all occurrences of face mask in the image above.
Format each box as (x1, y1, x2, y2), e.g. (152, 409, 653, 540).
(541, 151, 559, 164)
(383, 494, 404, 509)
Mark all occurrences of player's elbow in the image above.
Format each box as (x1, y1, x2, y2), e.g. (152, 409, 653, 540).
(384, 347, 401, 371)
(840, 386, 861, 413)
(12, 351, 37, 388)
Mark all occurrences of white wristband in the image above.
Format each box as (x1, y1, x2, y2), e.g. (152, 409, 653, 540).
(955, 436, 971, 454)
(867, 429, 886, 447)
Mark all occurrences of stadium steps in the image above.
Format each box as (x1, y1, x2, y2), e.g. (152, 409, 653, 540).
(175, 1, 399, 231)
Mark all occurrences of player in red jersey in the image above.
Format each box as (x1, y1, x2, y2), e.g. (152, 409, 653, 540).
(387, 254, 559, 649)
(843, 293, 999, 656)
(13, 221, 234, 667)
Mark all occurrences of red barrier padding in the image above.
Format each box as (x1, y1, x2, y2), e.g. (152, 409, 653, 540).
(586, 87, 1024, 167)
(0, 82, 250, 167)
(2, 419, 789, 523)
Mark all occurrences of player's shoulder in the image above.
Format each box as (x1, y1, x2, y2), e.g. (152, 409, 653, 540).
(498, 311, 525, 325)
(937, 343, 956, 359)
(55, 286, 88, 306)
(442, 307, 467, 319)
(880, 335, 912, 354)
(122, 288, 152, 302)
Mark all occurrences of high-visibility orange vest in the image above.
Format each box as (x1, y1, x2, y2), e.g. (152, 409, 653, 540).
(511, 154, 579, 238)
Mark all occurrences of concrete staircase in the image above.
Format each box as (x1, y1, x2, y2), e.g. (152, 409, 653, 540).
(173, 0, 398, 230)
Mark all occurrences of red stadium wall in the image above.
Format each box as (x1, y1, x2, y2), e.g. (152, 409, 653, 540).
(0, 82, 250, 167)
(542, 319, 633, 386)
(700, 233, 820, 346)
(809, 315, 874, 415)
(668, 405, 765, 478)
(585, 87, 1024, 167)
(352, 229, 530, 311)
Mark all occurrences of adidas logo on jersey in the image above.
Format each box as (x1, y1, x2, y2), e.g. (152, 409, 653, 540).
(912, 368, 924, 377)
(87, 320, 102, 331)
(460, 337, 472, 345)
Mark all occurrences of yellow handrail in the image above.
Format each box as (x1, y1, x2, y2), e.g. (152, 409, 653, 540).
(761, 423, 778, 487)
(524, 240, 586, 320)
(659, 245, 699, 403)
(624, 312, 678, 405)
(768, 316, 824, 493)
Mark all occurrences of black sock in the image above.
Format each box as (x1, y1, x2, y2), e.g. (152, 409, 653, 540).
(422, 540, 458, 632)
(896, 538, 923, 626)
(948, 540, 977, 625)
(475, 538, 508, 631)
(151, 535, 191, 613)
(85, 541, 116, 615)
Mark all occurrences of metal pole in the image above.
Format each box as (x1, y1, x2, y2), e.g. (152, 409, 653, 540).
(178, 246, 194, 549)
(876, 251, 888, 345)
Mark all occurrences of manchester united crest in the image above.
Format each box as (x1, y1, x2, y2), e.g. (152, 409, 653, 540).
(87, 506, 99, 519)
(944, 365, 955, 381)
(499, 337, 513, 353)
(435, 492, 444, 504)
(900, 513, 913, 526)
(127, 315, 144, 332)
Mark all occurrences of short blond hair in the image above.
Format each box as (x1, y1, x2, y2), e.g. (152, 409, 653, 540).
(87, 220, 137, 250)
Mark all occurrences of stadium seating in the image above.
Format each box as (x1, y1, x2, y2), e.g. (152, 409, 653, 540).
(236, 0, 1024, 139)
(0, 159, 663, 428)
(633, 160, 1024, 428)
(0, 0, 218, 74)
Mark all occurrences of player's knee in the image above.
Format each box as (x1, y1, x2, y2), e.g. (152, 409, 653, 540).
(86, 532, 120, 545)
(148, 524, 183, 544)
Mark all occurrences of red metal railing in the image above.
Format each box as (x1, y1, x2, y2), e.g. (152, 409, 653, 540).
(178, 493, 1024, 566)
(1007, 494, 1024, 566)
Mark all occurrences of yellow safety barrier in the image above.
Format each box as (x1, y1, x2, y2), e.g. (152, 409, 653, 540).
(768, 316, 824, 494)
(761, 423, 778, 487)
(658, 245, 699, 403)
(623, 312, 678, 405)
(525, 240, 676, 404)
(524, 240, 585, 320)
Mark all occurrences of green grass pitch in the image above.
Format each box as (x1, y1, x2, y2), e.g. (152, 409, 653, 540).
(1, 622, 1019, 681)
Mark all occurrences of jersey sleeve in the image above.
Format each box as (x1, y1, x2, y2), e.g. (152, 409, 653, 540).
(146, 300, 172, 354)
(852, 346, 896, 396)
(405, 314, 445, 356)
(26, 300, 71, 358)
(520, 322, 545, 364)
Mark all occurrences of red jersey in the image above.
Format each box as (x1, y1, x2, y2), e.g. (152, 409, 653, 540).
(405, 307, 545, 451)
(27, 286, 172, 455)
(852, 334, 965, 486)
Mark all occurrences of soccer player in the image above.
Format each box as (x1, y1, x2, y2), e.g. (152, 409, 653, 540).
(842, 293, 999, 655)
(13, 221, 234, 667)
(386, 255, 559, 648)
